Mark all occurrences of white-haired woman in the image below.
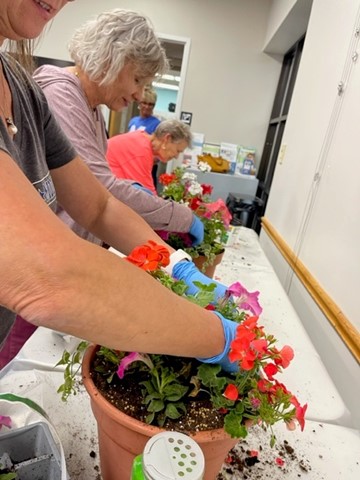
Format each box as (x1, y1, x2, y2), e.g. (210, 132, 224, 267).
(33, 9, 203, 247)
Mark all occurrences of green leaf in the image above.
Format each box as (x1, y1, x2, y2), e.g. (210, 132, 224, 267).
(140, 380, 157, 396)
(54, 341, 89, 401)
(0, 393, 50, 423)
(164, 402, 186, 420)
(0, 473, 17, 480)
(145, 412, 155, 424)
(163, 384, 188, 402)
(148, 399, 165, 413)
(96, 346, 120, 365)
(197, 363, 222, 384)
(224, 410, 248, 439)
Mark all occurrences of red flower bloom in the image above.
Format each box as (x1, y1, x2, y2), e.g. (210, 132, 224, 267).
(205, 304, 216, 311)
(159, 173, 177, 185)
(228, 333, 255, 363)
(242, 316, 259, 329)
(251, 338, 268, 355)
(272, 380, 290, 395)
(240, 350, 257, 370)
(201, 183, 213, 195)
(188, 197, 202, 211)
(218, 407, 229, 414)
(257, 378, 271, 392)
(126, 240, 170, 271)
(223, 384, 239, 401)
(275, 457, 285, 466)
(275, 345, 294, 368)
(290, 396, 307, 431)
(263, 363, 279, 380)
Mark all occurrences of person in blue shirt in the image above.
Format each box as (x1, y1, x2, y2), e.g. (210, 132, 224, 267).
(128, 86, 162, 188)
(128, 85, 160, 134)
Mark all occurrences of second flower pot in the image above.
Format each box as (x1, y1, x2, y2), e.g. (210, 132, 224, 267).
(193, 249, 225, 278)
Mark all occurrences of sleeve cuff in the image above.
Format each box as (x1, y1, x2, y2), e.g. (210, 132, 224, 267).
(163, 249, 192, 275)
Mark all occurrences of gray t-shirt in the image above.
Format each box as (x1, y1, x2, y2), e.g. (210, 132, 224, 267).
(33, 65, 193, 245)
(0, 54, 77, 347)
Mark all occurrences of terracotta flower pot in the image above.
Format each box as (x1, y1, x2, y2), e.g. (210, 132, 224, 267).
(193, 249, 225, 278)
(82, 344, 238, 480)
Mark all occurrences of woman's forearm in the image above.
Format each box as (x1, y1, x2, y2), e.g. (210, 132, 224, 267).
(22, 239, 224, 358)
(0, 152, 223, 359)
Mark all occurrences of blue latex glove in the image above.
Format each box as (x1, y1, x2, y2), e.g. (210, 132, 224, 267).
(197, 311, 239, 373)
(172, 260, 227, 299)
(132, 182, 154, 196)
(189, 215, 204, 246)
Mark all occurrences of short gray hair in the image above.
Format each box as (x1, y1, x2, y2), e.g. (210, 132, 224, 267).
(68, 9, 168, 86)
(154, 120, 192, 147)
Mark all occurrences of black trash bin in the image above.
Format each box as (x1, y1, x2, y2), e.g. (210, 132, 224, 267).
(226, 193, 263, 229)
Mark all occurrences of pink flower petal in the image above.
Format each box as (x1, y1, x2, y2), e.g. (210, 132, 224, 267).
(0, 415, 12, 430)
(227, 282, 263, 316)
(117, 352, 153, 379)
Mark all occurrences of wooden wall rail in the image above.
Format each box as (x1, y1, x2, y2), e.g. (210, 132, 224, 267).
(261, 217, 360, 363)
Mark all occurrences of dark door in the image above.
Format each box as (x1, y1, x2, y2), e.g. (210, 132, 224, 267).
(253, 37, 304, 233)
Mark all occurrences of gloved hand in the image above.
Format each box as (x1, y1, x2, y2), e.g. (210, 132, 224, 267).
(189, 215, 204, 246)
(172, 260, 227, 299)
(197, 311, 239, 373)
(132, 182, 154, 196)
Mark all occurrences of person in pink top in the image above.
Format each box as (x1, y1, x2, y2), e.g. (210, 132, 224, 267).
(107, 119, 191, 195)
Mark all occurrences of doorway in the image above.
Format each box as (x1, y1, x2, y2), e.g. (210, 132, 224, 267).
(253, 36, 305, 233)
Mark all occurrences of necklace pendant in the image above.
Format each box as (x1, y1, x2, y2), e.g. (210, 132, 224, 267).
(6, 117, 18, 135)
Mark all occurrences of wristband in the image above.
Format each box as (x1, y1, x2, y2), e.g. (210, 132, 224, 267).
(163, 249, 192, 275)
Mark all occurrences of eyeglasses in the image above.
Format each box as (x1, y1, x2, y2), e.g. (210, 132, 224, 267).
(140, 102, 155, 107)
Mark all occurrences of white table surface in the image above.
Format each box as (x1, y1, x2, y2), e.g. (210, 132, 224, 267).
(215, 227, 352, 427)
(0, 227, 358, 479)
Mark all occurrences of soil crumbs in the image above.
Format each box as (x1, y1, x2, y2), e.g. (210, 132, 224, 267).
(217, 425, 312, 479)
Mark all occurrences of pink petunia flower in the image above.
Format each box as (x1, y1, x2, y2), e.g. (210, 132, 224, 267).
(200, 199, 232, 227)
(226, 282, 263, 316)
(117, 352, 154, 379)
(0, 415, 12, 430)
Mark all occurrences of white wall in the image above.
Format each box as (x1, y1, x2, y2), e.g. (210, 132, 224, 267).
(264, 0, 313, 54)
(261, 0, 360, 428)
(35, 0, 282, 165)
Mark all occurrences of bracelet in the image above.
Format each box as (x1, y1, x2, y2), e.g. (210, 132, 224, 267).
(163, 249, 192, 275)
